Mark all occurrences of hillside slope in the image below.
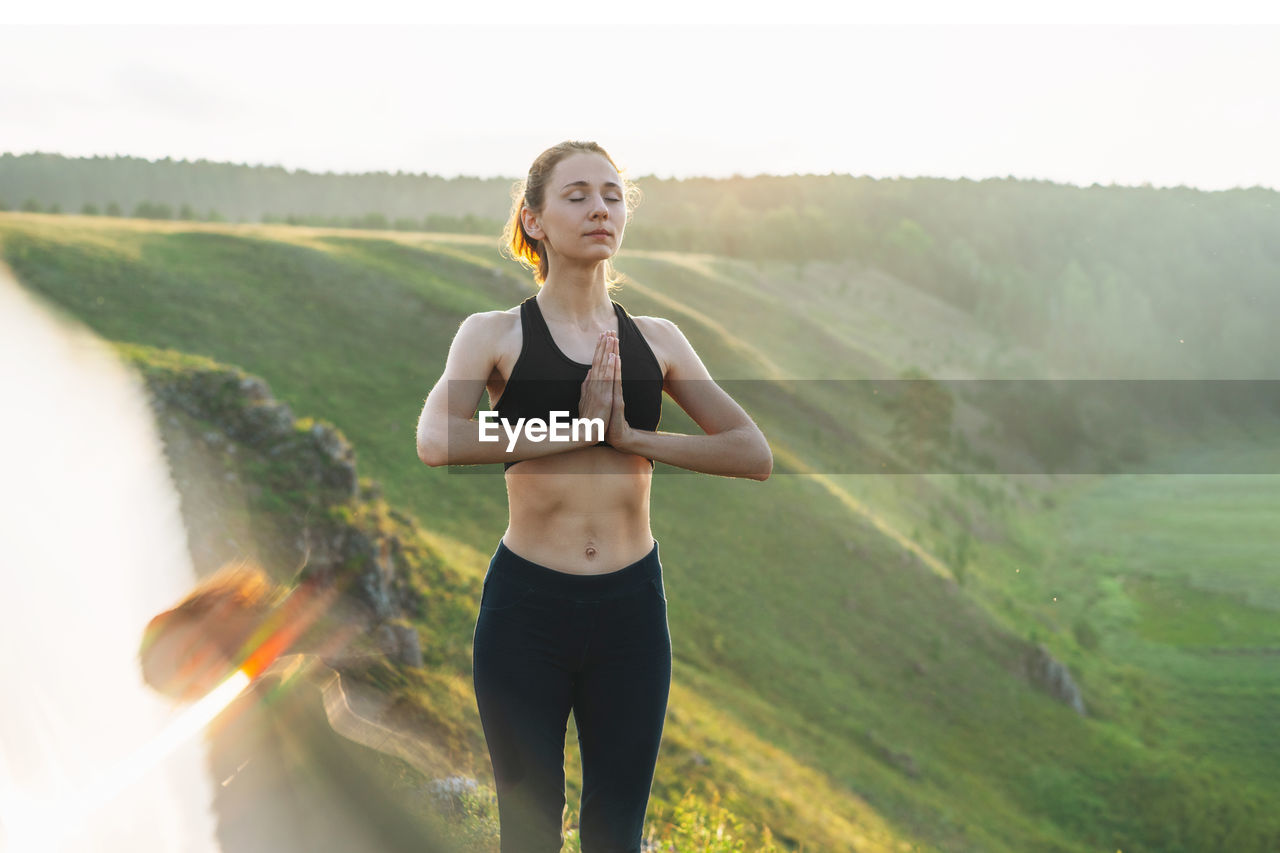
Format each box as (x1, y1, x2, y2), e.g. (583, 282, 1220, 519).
(6, 212, 1280, 852)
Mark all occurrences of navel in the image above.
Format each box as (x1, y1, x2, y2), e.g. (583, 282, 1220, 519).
(584, 544, 598, 560)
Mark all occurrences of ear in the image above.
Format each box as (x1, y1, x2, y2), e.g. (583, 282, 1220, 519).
(521, 206, 543, 240)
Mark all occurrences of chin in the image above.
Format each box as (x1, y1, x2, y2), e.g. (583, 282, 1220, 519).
(565, 251, 615, 265)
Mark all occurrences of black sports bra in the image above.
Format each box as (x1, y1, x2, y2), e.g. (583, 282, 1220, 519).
(493, 295, 663, 471)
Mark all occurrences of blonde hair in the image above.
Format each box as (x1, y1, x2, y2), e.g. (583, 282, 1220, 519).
(500, 140, 642, 291)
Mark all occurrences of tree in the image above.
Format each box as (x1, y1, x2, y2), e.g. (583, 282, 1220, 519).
(133, 201, 173, 220)
(21, 198, 41, 213)
(82, 203, 100, 215)
(881, 218, 937, 289)
(106, 201, 122, 217)
(759, 206, 806, 275)
(710, 195, 749, 258)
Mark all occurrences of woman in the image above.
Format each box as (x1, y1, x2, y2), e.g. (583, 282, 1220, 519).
(416, 140, 771, 852)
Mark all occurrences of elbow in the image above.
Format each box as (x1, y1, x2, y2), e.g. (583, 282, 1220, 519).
(417, 432, 446, 468)
(750, 440, 773, 481)
(417, 411, 456, 467)
(730, 427, 772, 481)
(747, 438, 762, 479)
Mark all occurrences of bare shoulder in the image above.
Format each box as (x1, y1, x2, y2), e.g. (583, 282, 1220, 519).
(634, 315, 688, 344)
(440, 309, 518, 373)
(478, 305, 522, 323)
(456, 306, 524, 381)
(632, 315, 675, 372)
(632, 314, 716, 384)
(463, 307, 520, 343)
(632, 314, 679, 341)
(492, 305, 523, 349)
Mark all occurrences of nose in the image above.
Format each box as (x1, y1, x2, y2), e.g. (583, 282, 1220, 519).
(589, 194, 608, 218)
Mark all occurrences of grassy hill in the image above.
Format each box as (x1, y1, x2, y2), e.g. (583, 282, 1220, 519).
(5, 210, 1279, 851)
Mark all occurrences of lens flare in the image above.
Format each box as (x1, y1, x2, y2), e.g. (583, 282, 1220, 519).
(0, 669, 250, 852)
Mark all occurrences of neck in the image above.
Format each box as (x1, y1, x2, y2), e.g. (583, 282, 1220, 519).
(537, 263, 613, 328)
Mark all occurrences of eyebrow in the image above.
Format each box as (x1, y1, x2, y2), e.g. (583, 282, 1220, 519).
(562, 180, 622, 191)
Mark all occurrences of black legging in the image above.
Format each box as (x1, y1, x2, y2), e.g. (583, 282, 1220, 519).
(472, 538, 671, 853)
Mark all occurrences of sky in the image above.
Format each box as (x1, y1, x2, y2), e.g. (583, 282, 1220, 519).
(2, 8, 1279, 190)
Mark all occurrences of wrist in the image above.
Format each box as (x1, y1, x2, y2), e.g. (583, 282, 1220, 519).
(615, 424, 641, 453)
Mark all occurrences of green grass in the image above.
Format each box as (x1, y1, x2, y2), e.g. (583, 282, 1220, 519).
(6, 211, 1280, 851)
(982, 467, 1280, 798)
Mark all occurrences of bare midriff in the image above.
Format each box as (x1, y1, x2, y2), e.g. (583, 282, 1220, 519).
(502, 446, 655, 575)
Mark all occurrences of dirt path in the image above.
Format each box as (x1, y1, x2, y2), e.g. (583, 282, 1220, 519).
(264, 654, 456, 780)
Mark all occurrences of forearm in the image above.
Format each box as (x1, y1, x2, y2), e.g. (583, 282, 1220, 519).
(623, 425, 772, 480)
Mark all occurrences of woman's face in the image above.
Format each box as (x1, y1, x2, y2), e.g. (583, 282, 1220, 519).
(524, 152, 626, 266)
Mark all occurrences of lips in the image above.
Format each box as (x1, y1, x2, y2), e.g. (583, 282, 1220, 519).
(586, 230, 610, 237)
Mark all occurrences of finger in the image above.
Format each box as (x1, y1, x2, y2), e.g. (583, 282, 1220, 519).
(593, 330, 609, 366)
(586, 334, 601, 377)
(594, 331, 607, 368)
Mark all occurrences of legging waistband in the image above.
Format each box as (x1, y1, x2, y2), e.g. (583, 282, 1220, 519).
(488, 539, 661, 598)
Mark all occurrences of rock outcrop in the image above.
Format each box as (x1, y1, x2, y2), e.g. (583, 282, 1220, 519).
(1024, 643, 1086, 716)
(124, 345, 423, 669)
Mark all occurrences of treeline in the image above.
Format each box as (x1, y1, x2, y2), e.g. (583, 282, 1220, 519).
(5, 151, 1280, 378)
(0, 194, 498, 234)
(2, 197, 223, 221)
(262, 211, 498, 234)
(626, 175, 1280, 378)
(0, 152, 509, 222)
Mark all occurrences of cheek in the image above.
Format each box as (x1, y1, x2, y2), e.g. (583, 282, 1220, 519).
(547, 204, 576, 228)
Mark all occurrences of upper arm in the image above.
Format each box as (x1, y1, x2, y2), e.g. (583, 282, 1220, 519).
(417, 313, 498, 458)
(653, 318, 755, 436)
